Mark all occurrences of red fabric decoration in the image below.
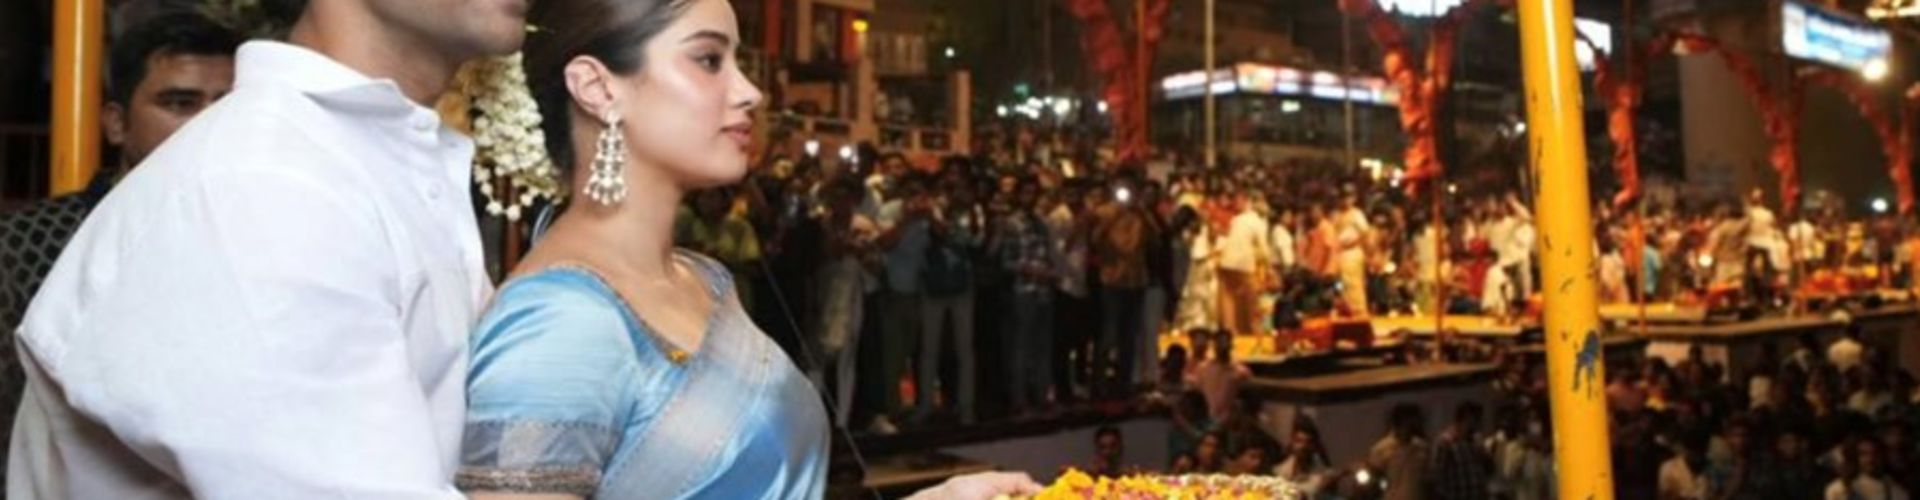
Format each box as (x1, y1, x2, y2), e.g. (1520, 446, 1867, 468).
(1063, 0, 1170, 165)
(1586, 40, 1641, 211)
(1341, 0, 1501, 197)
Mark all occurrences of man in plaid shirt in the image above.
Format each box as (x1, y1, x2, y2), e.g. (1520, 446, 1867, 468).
(996, 177, 1060, 414)
(1429, 402, 1493, 500)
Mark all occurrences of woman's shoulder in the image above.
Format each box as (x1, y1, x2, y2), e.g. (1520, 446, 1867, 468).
(474, 267, 637, 346)
(488, 267, 626, 314)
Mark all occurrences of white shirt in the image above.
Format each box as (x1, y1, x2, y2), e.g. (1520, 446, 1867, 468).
(1270, 223, 1297, 270)
(1220, 210, 1270, 273)
(9, 42, 486, 499)
(1337, 208, 1370, 255)
(1790, 220, 1823, 262)
(1482, 265, 1515, 315)
(1829, 337, 1865, 372)
(1048, 205, 1088, 297)
(1826, 476, 1910, 500)
(1658, 457, 1708, 500)
(1746, 205, 1780, 249)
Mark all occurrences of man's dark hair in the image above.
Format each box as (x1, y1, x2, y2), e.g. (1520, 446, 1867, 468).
(258, 0, 308, 27)
(109, 10, 243, 106)
(1094, 425, 1122, 442)
(1389, 403, 1425, 438)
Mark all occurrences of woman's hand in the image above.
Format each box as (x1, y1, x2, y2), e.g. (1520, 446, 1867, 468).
(904, 471, 1043, 500)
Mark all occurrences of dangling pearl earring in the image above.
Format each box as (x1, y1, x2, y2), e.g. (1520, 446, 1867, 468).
(585, 110, 629, 205)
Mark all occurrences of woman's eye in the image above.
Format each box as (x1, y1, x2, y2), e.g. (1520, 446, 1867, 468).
(697, 54, 723, 72)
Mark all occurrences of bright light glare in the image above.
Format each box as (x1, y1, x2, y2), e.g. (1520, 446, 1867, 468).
(1872, 197, 1891, 213)
(1862, 58, 1890, 81)
(804, 140, 820, 157)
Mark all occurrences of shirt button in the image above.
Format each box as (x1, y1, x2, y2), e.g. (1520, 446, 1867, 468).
(410, 115, 437, 132)
(426, 184, 444, 200)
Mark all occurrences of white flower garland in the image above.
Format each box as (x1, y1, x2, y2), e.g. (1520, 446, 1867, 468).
(465, 53, 566, 221)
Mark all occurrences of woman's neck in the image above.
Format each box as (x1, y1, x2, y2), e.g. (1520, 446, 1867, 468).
(544, 169, 686, 279)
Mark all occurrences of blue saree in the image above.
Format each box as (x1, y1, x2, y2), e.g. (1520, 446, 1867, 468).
(456, 252, 828, 499)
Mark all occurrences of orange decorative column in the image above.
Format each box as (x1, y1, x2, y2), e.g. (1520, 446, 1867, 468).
(51, 0, 106, 196)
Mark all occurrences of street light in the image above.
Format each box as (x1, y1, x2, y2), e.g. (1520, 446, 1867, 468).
(1873, 197, 1891, 214)
(804, 140, 820, 158)
(1862, 58, 1890, 82)
(944, 46, 957, 59)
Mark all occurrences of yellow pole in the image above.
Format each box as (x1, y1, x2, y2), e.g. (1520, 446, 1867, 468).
(51, 0, 106, 196)
(1517, 0, 1616, 498)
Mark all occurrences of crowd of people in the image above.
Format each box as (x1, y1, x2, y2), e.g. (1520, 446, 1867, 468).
(713, 136, 1425, 434)
(698, 128, 1920, 499)
(1087, 321, 1917, 500)
(713, 121, 1920, 437)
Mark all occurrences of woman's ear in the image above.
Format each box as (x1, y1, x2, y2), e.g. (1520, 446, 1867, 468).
(563, 56, 618, 119)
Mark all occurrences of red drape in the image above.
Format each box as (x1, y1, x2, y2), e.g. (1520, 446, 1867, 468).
(1340, 0, 1501, 197)
(1063, 0, 1169, 165)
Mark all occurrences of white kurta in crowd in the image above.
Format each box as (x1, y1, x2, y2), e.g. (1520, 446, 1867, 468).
(8, 42, 489, 499)
(1220, 209, 1270, 274)
(1746, 204, 1788, 270)
(1270, 222, 1296, 271)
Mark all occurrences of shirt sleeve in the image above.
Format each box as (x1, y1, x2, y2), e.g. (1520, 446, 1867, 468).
(42, 169, 461, 499)
(458, 276, 646, 496)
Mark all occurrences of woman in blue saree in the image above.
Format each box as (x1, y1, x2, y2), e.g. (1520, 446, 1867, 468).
(452, 0, 1037, 498)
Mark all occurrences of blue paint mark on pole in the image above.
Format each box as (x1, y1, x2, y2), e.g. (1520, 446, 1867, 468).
(1572, 330, 1601, 399)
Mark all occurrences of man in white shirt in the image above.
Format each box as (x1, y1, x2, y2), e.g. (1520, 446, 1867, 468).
(1744, 189, 1788, 272)
(1218, 193, 1270, 334)
(8, 0, 524, 498)
(1491, 195, 1535, 300)
(1271, 208, 1298, 272)
(1788, 216, 1822, 268)
(1334, 194, 1371, 315)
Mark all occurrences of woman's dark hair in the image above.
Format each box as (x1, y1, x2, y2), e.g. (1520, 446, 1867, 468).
(524, 0, 695, 180)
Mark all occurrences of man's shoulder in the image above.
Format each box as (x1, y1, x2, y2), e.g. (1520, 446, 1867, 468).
(140, 88, 345, 177)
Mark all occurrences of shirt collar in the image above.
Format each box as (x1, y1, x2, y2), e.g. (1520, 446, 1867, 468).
(234, 41, 422, 118)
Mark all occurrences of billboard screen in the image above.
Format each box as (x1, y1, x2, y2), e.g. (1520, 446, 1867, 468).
(1782, 0, 1891, 72)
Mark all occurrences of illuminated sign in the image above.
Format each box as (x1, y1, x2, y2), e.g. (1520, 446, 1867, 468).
(1161, 68, 1236, 99)
(1375, 0, 1465, 17)
(1160, 63, 1400, 105)
(1782, 1, 1890, 72)
(1574, 18, 1612, 71)
(1867, 0, 1920, 20)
